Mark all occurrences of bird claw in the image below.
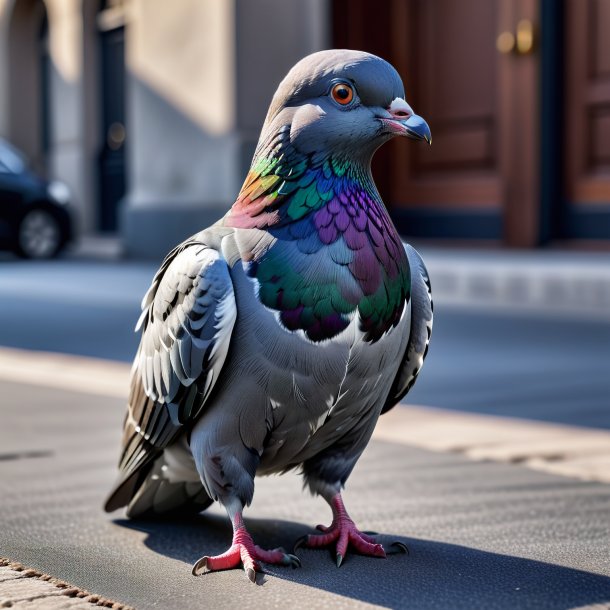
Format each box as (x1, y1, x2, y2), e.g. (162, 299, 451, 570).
(389, 541, 409, 555)
(270, 546, 300, 567)
(192, 556, 208, 576)
(293, 535, 308, 554)
(192, 534, 301, 581)
(293, 494, 391, 566)
(295, 522, 385, 565)
(283, 553, 301, 569)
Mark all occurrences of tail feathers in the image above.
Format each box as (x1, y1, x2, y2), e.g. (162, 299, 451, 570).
(125, 458, 212, 518)
(104, 460, 154, 513)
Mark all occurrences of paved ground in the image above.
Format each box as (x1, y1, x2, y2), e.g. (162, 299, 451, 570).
(0, 258, 154, 361)
(1, 376, 609, 609)
(421, 246, 610, 322)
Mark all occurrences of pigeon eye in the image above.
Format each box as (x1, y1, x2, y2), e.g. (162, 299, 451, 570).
(331, 83, 354, 105)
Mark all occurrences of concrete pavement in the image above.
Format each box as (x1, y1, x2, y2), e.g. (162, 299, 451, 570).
(1, 371, 609, 609)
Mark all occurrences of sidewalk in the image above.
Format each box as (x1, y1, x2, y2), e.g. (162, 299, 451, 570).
(1, 363, 609, 609)
(418, 245, 610, 320)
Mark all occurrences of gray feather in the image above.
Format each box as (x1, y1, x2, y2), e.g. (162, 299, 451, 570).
(382, 244, 434, 413)
(105, 49, 433, 523)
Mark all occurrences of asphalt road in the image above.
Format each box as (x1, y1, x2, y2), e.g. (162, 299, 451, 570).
(1, 258, 609, 428)
(1, 378, 609, 609)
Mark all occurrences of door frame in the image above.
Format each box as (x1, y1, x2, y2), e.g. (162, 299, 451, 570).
(562, 0, 610, 242)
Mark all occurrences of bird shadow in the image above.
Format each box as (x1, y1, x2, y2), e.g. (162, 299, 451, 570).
(113, 514, 610, 609)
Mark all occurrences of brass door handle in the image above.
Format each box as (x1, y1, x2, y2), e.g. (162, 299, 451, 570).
(516, 19, 535, 54)
(497, 19, 536, 56)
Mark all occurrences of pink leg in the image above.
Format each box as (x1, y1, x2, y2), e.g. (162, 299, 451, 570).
(192, 512, 300, 582)
(295, 493, 387, 566)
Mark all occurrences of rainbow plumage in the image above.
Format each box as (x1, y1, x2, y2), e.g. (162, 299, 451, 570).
(226, 126, 410, 342)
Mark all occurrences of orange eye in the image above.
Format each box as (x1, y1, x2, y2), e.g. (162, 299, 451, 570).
(331, 83, 354, 105)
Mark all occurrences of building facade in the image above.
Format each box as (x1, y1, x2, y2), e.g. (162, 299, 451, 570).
(0, 0, 608, 259)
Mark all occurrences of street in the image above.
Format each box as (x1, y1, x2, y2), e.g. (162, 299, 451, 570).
(1, 255, 610, 608)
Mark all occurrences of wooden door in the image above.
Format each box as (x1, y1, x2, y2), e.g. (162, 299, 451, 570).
(333, 0, 541, 246)
(564, 0, 610, 240)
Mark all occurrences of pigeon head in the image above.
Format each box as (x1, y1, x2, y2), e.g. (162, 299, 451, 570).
(227, 49, 431, 231)
(259, 49, 431, 162)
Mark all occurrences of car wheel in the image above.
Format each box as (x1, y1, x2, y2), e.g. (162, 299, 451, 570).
(16, 208, 64, 259)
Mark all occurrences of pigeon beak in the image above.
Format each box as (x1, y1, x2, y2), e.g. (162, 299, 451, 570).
(380, 97, 432, 145)
(399, 114, 432, 145)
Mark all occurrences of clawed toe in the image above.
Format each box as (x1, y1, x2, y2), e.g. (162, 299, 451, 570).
(284, 553, 301, 568)
(192, 556, 209, 576)
(293, 493, 400, 566)
(389, 541, 409, 555)
(293, 534, 308, 554)
(192, 542, 300, 581)
(192, 514, 302, 582)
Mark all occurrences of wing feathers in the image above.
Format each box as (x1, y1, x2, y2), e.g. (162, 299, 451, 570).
(381, 245, 433, 414)
(105, 238, 237, 511)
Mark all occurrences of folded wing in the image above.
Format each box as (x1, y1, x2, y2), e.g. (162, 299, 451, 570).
(381, 244, 433, 414)
(104, 239, 237, 511)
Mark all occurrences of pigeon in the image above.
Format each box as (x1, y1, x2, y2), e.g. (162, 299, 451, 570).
(104, 49, 433, 582)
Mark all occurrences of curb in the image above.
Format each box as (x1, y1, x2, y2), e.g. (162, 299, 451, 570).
(376, 405, 610, 484)
(420, 247, 610, 320)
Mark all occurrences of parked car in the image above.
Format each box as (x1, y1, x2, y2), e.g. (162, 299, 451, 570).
(0, 138, 74, 259)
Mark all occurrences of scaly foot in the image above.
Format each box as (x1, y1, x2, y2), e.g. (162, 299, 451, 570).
(294, 493, 386, 566)
(192, 514, 300, 582)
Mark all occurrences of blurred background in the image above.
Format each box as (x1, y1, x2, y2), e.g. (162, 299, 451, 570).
(0, 4, 609, 602)
(0, 2, 609, 438)
(0, 0, 609, 257)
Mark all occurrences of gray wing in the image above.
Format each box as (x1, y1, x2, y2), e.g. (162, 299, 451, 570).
(381, 244, 433, 414)
(104, 238, 237, 511)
